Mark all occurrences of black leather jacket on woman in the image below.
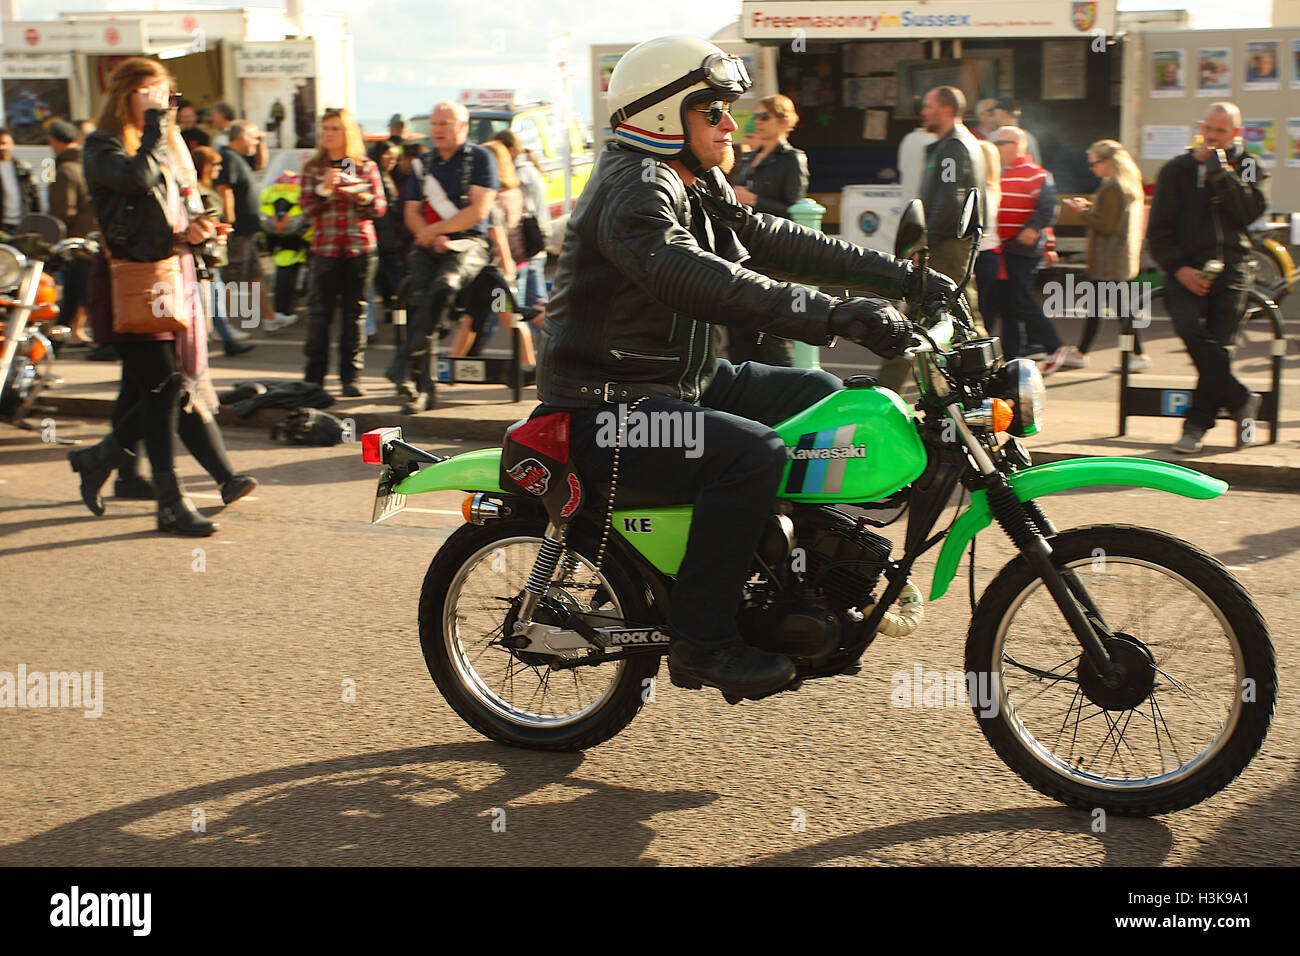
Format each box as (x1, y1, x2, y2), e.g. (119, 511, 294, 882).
(538, 144, 913, 408)
(84, 109, 177, 262)
(729, 140, 809, 219)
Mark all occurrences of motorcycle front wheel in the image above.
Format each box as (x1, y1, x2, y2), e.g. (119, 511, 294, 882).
(418, 516, 661, 751)
(965, 524, 1276, 815)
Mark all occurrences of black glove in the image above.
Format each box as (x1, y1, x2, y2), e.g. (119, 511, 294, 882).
(905, 265, 959, 313)
(1203, 146, 1228, 178)
(828, 297, 912, 359)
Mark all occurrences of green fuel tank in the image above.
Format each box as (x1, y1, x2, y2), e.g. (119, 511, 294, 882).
(775, 384, 927, 502)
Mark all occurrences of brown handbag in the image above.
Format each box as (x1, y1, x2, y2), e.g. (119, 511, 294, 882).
(107, 252, 191, 334)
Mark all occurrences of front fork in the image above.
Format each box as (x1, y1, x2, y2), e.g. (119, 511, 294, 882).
(948, 410, 1122, 684)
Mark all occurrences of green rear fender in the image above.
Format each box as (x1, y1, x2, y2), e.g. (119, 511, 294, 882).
(928, 457, 1229, 601)
(394, 447, 505, 495)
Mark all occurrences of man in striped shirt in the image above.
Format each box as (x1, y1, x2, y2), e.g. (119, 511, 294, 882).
(993, 126, 1066, 372)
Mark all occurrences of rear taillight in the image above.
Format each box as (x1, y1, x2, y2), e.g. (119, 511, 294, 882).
(361, 426, 402, 464)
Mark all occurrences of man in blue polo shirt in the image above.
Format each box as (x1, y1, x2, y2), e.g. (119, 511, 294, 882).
(387, 99, 499, 412)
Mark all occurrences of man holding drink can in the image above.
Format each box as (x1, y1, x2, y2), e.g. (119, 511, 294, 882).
(1147, 102, 1268, 454)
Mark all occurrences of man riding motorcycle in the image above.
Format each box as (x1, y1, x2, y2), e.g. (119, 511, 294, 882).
(534, 36, 958, 702)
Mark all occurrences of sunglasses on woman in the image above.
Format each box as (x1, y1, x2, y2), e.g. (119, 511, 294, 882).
(689, 101, 734, 126)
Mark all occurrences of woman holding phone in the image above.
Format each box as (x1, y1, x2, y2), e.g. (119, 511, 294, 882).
(299, 108, 385, 395)
(70, 56, 249, 535)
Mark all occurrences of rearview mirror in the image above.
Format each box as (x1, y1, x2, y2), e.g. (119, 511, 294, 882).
(895, 200, 926, 259)
(957, 188, 981, 240)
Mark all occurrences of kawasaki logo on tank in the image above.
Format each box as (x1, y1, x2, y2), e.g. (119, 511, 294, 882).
(784, 425, 865, 494)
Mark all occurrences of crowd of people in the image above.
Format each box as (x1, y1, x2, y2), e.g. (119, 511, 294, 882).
(1, 48, 1270, 540)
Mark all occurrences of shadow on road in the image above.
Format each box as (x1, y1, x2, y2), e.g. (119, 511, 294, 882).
(0, 742, 718, 866)
(1212, 524, 1300, 566)
(1185, 762, 1300, 865)
(747, 806, 1174, 866)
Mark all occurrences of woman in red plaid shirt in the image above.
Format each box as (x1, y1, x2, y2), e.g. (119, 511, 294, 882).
(299, 107, 386, 396)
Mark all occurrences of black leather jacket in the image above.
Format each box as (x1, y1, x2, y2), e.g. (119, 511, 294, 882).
(1147, 142, 1268, 274)
(730, 140, 808, 219)
(84, 110, 177, 262)
(538, 144, 914, 408)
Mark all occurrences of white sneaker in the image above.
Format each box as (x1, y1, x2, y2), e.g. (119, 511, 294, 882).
(1061, 346, 1089, 369)
(1110, 354, 1153, 373)
(226, 325, 252, 341)
(266, 312, 298, 333)
(1038, 346, 1070, 376)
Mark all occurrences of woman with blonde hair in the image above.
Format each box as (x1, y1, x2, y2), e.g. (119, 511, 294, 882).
(70, 56, 252, 535)
(728, 93, 809, 366)
(299, 106, 385, 394)
(1062, 139, 1150, 370)
(973, 138, 1002, 341)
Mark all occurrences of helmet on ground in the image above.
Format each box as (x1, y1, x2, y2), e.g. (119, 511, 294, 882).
(607, 36, 751, 159)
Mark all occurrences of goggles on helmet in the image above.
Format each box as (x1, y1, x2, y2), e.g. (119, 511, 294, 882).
(610, 51, 753, 129)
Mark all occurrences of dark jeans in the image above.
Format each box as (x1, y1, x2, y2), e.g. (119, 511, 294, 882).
(547, 359, 842, 648)
(387, 240, 489, 394)
(109, 342, 181, 475)
(1164, 261, 1256, 432)
(974, 249, 1001, 337)
(303, 252, 375, 386)
(1000, 253, 1063, 359)
(61, 257, 90, 316)
(113, 353, 236, 485)
(274, 262, 302, 316)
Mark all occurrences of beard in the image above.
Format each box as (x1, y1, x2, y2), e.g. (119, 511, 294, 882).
(717, 142, 735, 175)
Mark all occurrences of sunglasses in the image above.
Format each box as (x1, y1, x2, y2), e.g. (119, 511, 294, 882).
(690, 101, 734, 126)
(754, 111, 780, 122)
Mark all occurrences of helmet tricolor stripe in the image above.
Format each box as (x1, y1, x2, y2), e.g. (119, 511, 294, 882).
(614, 123, 685, 151)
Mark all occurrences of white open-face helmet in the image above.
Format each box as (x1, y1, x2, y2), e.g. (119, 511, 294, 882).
(608, 36, 752, 158)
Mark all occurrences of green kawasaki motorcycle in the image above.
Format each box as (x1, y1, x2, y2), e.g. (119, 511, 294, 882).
(363, 191, 1275, 815)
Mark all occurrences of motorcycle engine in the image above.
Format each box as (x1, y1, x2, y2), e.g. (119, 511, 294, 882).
(739, 507, 893, 668)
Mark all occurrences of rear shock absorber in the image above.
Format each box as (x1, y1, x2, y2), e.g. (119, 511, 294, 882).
(516, 524, 565, 629)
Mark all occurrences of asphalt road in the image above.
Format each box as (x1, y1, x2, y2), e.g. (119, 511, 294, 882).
(1, 425, 1297, 866)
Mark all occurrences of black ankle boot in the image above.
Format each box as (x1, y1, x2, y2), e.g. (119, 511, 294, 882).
(154, 472, 217, 536)
(220, 474, 258, 505)
(668, 639, 797, 701)
(68, 435, 134, 516)
(114, 475, 157, 499)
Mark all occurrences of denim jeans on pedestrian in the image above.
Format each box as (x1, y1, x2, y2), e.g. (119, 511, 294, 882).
(1001, 252, 1062, 359)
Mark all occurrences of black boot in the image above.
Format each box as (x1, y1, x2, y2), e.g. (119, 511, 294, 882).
(114, 475, 157, 499)
(68, 435, 135, 516)
(155, 472, 218, 536)
(220, 474, 258, 505)
(668, 639, 797, 702)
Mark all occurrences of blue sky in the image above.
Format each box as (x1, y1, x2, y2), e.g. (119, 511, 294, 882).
(32, 1, 1275, 131)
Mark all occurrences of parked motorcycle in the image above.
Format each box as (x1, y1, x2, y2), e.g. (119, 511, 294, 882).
(0, 214, 97, 426)
(362, 189, 1275, 815)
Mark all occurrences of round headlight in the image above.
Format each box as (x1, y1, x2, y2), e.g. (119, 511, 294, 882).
(998, 358, 1046, 437)
(0, 244, 26, 290)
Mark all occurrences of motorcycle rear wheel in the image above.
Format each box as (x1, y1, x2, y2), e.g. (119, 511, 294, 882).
(965, 524, 1276, 815)
(419, 517, 661, 751)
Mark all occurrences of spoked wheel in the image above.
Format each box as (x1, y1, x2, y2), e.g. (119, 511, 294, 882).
(966, 525, 1276, 815)
(419, 517, 660, 751)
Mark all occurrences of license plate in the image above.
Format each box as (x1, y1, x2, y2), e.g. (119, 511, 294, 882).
(371, 466, 407, 523)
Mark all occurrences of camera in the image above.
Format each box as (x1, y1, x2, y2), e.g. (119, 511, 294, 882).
(1203, 147, 1228, 176)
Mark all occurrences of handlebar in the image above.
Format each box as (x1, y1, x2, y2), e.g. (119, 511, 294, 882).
(50, 236, 100, 259)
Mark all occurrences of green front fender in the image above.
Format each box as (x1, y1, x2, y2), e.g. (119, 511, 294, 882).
(928, 457, 1228, 601)
(394, 447, 505, 495)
